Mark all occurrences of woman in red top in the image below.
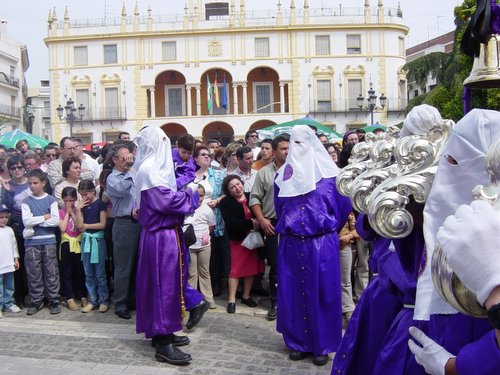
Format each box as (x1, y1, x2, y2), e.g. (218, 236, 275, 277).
(219, 175, 260, 314)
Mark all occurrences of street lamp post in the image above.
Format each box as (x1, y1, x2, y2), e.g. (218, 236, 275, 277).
(56, 98, 85, 137)
(27, 113, 34, 134)
(357, 82, 387, 125)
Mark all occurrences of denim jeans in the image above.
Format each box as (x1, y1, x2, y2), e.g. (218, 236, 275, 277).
(0, 272, 15, 309)
(81, 237, 109, 306)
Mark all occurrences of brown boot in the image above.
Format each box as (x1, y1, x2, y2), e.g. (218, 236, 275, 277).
(67, 299, 79, 311)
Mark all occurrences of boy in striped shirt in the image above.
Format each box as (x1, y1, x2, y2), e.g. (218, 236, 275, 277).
(21, 169, 60, 315)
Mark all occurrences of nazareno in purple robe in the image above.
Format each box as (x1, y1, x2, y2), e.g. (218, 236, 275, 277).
(274, 177, 351, 356)
(135, 186, 200, 338)
(371, 227, 491, 375)
(456, 330, 500, 375)
(371, 228, 429, 375)
(332, 215, 403, 375)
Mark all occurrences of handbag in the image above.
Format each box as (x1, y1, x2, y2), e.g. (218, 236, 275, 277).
(183, 224, 196, 247)
(242, 230, 264, 250)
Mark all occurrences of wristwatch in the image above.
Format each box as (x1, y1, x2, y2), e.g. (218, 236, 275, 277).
(487, 303, 500, 329)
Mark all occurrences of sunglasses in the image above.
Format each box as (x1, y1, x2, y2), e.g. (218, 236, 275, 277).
(10, 165, 24, 171)
(249, 135, 258, 138)
(198, 153, 210, 157)
(45, 154, 56, 158)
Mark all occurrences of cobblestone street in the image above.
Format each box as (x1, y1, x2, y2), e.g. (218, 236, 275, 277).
(0, 296, 334, 375)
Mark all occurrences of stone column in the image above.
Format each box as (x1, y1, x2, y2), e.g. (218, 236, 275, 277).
(195, 84, 201, 116)
(242, 83, 248, 114)
(150, 87, 156, 118)
(232, 83, 239, 115)
(279, 81, 286, 113)
(186, 85, 192, 116)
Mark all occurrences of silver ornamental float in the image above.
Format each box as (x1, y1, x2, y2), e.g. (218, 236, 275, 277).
(336, 127, 400, 214)
(366, 120, 453, 238)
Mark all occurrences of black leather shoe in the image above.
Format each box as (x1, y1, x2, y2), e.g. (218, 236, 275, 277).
(152, 335, 190, 347)
(240, 297, 257, 307)
(155, 344, 192, 365)
(186, 300, 209, 330)
(173, 335, 190, 347)
(289, 351, 308, 361)
(115, 309, 131, 320)
(266, 303, 277, 321)
(313, 355, 329, 366)
(226, 302, 236, 314)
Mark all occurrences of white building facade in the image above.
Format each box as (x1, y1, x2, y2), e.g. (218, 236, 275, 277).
(45, 0, 409, 144)
(406, 30, 454, 101)
(26, 80, 51, 138)
(0, 20, 29, 134)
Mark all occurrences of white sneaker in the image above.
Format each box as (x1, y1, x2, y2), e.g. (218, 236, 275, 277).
(0, 310, 3, 318)
(5, 304, 21, 313)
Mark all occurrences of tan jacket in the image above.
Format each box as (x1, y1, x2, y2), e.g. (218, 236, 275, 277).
(338, 212, 359, 248)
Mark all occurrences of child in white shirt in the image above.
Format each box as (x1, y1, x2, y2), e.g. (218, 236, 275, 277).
(187, 185, 216, 308)
(0, 204, 20, 317)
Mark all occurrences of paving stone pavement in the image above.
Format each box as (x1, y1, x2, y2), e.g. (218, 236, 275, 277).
(0, 296, 334, 375)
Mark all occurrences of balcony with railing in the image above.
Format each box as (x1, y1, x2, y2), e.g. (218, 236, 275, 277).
(310, 97, 408, 114)
(0, 104, 21, 117)
(83, 107, 127, 121)
(53, 6, 405, 35)
(0, 72, 20, 89)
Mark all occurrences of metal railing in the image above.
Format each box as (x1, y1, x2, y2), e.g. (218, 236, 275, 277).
(82, 107, 127, 121)
(0, 73, 20, 88)
(311, 97, 407, 113)
(0, 104, 21, 117)
(56, 6, 403, 30)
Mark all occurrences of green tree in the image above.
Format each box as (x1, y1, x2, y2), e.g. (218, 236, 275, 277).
(404, 0, 500, 121)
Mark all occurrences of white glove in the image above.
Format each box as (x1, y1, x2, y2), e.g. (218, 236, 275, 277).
(436, 200, 500, 305)
(186, 182, 199, 194)
(408, 326, 455, 375)
(401, 104, 443, 137)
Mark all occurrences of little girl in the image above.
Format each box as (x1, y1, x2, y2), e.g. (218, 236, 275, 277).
(59, 187, 87, 311)
(76, 179, 109, 313)
(188, 185, 216, 308)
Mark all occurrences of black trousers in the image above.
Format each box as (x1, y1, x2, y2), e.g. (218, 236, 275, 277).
(59, 242, 87, 300)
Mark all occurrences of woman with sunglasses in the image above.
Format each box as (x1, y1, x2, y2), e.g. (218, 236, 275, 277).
(1, 154, 32, 306)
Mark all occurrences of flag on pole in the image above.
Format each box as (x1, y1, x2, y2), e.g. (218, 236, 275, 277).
(214, 72, 220, 108)
(207, 75, 213, 112)
(221, 74, 228, 109)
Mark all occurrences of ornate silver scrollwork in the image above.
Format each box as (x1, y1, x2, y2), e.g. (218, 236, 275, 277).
(366, 120, 453, 238)
(432, 138, 500, 317)
(340, 127, 400, 213)
(336, 127, 400, 199)
(336, 137, 374, 197)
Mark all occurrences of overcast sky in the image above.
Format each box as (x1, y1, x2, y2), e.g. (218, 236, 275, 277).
(2, 0, 462, 86)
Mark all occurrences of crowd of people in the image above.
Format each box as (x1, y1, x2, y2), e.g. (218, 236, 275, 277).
(0, 107, 498, 373)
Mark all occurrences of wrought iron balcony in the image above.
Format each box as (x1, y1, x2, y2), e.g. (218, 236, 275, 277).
(0, 73, 20, 88)
(82, 107, 127, 121)
(0, 104, 21, 117)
